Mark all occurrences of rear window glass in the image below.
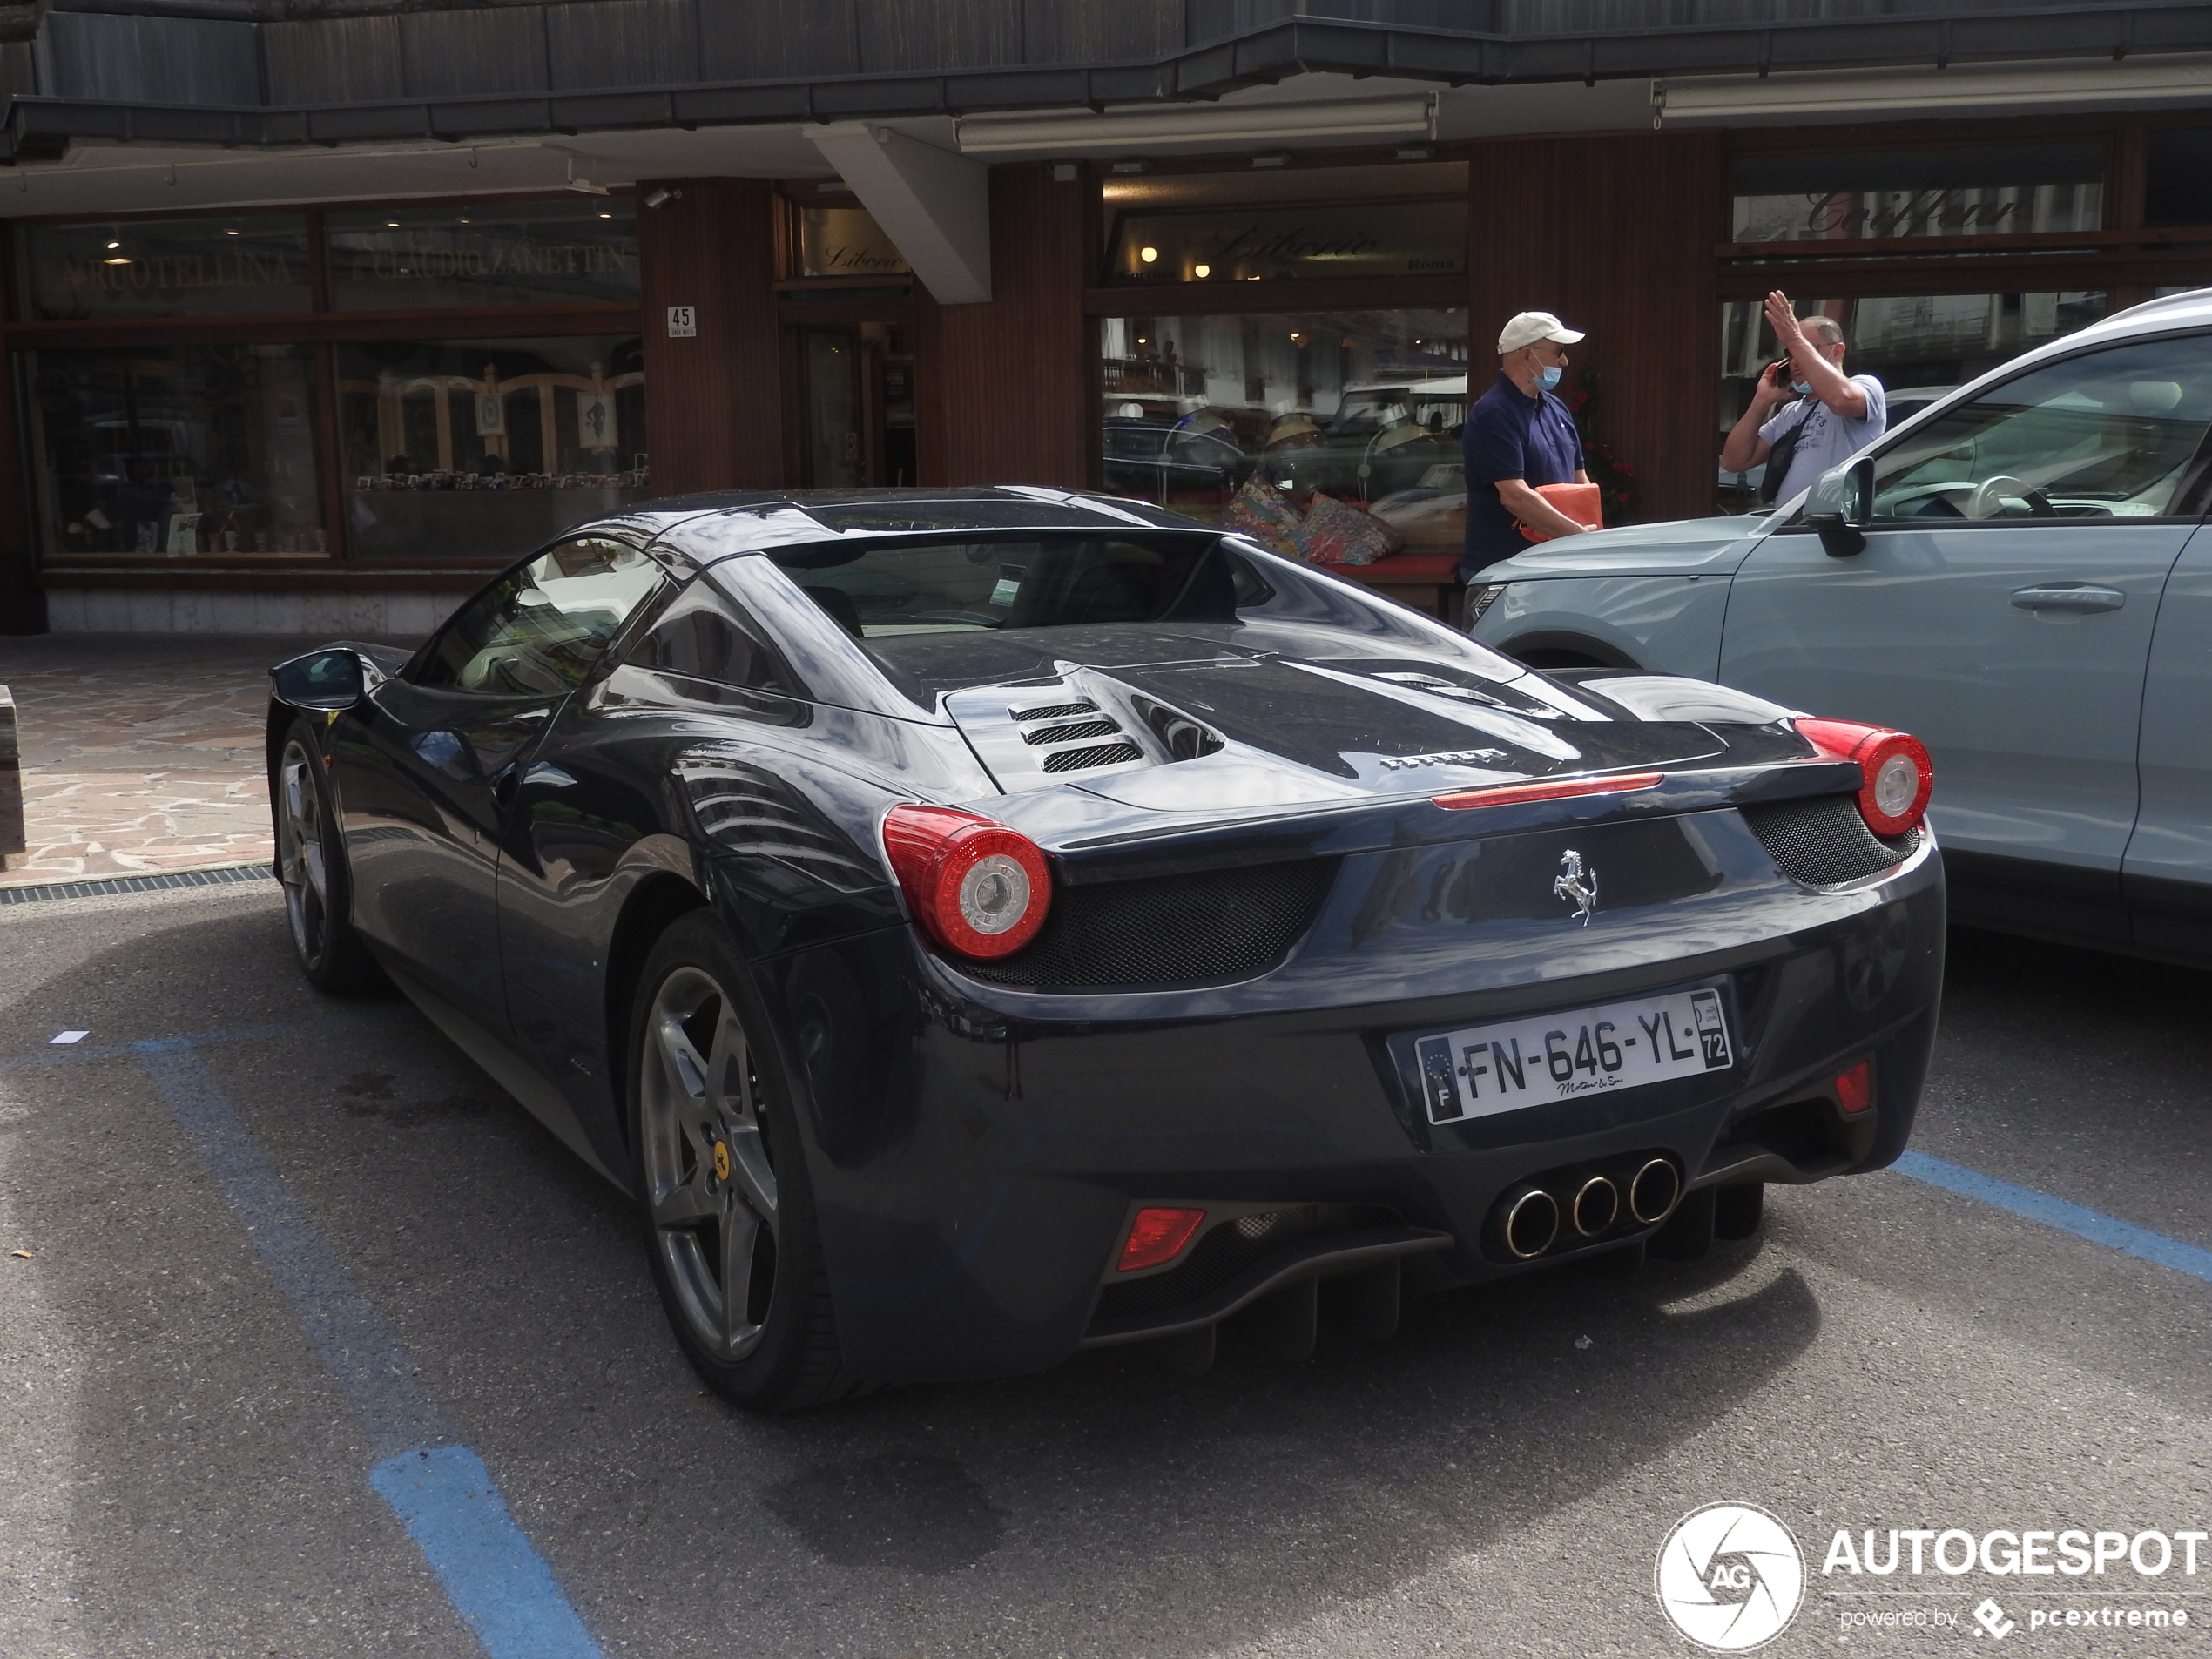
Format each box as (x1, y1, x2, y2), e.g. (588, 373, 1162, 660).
(765, 534, 1229, 637)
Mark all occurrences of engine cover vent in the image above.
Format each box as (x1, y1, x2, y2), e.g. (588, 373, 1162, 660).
(946, 664, 1220, 790)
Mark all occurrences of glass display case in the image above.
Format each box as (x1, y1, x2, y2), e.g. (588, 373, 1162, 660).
(334, 336, 645, 566)
(336, 335, 646, 561)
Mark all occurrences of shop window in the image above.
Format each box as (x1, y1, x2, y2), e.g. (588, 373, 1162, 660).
(326, 200, 638, 310)
(791, 203, 911, 280)
(1103, 162, 1467, 285)
(337, 335, 645, 561)
(1098, 308, 1467, 544)
(21, 343, 325, 556)
(17, 216, 311, 321)
(1730, 145, 2104, 244)
(2146, 127, 2212, 227)
(1716, 292, 2108, 505)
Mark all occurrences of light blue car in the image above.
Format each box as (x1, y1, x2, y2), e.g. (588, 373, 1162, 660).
(1469, 288, 2212, 965)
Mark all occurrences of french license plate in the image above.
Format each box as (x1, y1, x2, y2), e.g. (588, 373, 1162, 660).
(1415, 988, 1733, 1125)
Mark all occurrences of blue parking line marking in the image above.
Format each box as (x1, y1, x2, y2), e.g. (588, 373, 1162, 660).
(135, 1042, 449, 1451)
(1894, 1150, 2212, 1285)
(371, 1447, 603, 1659)
(132, 1039, 604, 1659)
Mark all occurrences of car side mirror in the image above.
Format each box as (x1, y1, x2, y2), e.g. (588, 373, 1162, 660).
(1803, 459, 1871, 558)
(271, 648, 367, 711)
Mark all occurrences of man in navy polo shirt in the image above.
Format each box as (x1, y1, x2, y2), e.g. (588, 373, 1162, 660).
(1461, 309, 1595, 581)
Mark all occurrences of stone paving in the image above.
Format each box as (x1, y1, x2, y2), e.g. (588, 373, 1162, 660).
(0, 635, 414, 887)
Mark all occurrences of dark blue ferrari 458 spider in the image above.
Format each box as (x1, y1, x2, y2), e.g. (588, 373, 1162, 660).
(267, 487, 1943, 1409)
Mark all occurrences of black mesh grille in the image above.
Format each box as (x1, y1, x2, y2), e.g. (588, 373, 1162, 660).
(1741, 793, 1919, 887)
(1042, 741, 1144, 773)
(1024, 718, 1122, 745)
(1015, 701, 1097, 722)
(958, 859, 1336, 988)
(1091, 1204, 1399, 1323)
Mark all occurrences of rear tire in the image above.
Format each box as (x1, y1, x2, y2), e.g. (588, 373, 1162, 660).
(628, 912, 867, 1412)
(273, 720, 381, 995)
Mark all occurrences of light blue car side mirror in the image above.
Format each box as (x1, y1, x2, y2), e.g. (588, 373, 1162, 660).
(1803, 459, 1871, 559)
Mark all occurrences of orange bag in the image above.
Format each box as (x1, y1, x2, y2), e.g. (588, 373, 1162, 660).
(1517, 482, 1603, 543)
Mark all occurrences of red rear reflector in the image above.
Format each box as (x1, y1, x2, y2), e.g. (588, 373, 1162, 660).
(1835, 1061, 1872, 1115)
(1432, 771, 1664, 811)
(1118, 1207, 1207, 1271)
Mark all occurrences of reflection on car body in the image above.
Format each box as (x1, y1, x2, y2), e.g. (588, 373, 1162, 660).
(267, 485, 1943, 1409)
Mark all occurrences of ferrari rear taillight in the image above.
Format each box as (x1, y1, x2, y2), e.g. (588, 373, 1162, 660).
(1795, 718, 1934, 838)
(881, 804, 1052, 960)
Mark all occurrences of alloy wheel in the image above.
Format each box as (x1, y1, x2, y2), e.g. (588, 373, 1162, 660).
(276, 738, 330, 965)
(639, 965, 779, 1361)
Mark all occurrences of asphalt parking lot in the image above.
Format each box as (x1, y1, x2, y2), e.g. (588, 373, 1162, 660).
(2, 882, 2209, 1657)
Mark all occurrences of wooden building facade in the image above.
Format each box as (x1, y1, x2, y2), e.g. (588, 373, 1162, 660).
(2, 0, 2209, 631)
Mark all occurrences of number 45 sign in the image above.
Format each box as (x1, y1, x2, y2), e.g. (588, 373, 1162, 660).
(666, 305, 698, 338)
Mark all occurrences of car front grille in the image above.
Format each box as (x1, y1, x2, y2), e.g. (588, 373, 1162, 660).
(1740, 793, 1920, 887)
(956, 858, 1336, 988)
(1090, 1204, 1401, 1324)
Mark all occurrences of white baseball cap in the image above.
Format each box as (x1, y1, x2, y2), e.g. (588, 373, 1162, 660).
(1498, 310, 1587, 354)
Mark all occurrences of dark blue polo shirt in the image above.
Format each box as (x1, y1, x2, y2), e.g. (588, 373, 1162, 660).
(1461, 372, 1586, 577)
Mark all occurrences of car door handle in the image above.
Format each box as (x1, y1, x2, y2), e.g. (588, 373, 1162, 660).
(2011, 584, 2126, 614)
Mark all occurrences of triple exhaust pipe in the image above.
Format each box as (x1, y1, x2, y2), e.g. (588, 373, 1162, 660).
(1494, 1157, 1682, 1261)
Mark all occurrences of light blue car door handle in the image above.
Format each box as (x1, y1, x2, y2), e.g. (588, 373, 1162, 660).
(2010, 583, 2126, 614)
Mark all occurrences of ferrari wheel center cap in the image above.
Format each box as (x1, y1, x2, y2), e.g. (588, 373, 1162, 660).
(711, 1141, 732, 1182)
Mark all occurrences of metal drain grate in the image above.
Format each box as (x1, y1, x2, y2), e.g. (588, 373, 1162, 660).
(0, 863, 275, 905)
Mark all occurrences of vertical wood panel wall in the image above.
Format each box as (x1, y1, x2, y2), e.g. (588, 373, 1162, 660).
(917, 165, 1092, 489)
(1467, 132, 1723, 524)
(0, 222, 38, 633)
(638, 179, 784, 496)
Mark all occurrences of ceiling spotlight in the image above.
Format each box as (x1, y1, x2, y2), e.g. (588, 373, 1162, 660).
(1194, 263, 1211, 278)
(387, 220, 400, 228)
(598, 212, 612, 219)
(105, 239, 119, 249)
(225, 228, 239, 236)
(104, 256, 130, 266)
(1139, 246, 1157, 263)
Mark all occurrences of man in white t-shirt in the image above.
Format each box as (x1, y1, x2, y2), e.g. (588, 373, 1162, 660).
(1720, 291, 1886, 507)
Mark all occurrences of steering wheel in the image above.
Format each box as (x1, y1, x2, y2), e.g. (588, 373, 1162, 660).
(1965, 475, 2029, 519)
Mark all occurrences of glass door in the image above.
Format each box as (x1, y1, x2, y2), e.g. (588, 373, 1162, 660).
(798, 322, 913, 489)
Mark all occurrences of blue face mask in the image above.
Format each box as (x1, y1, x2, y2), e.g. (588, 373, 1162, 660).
(1791, 378, 1813, 395)
(1538, 364, 1564, 391)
